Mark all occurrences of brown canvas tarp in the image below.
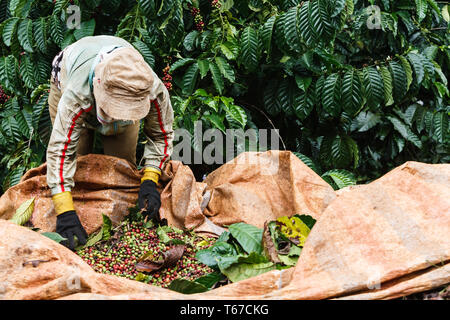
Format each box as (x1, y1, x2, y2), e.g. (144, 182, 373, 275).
(0, 151, 448, 300)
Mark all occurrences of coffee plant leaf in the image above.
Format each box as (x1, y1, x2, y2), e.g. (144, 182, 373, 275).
(194, 271, 224, 289)
(228, 222, 263, 255)
(41, 232, 67, 243)
(321, 169, 356, 190)
(221, 261, 275, 283)
(10, 197, 35, 225)
(168, 278, 208, 294)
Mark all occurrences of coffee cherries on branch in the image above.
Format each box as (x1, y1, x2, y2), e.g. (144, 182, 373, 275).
(211, 0, 221, 10)
(162, 65, 173, 91)
(0, 86, 10, 105)
(188, 4, 204, 31)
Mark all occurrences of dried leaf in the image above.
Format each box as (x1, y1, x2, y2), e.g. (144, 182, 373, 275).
(136, 245, 185, 273)
(262, 221, 280, 263)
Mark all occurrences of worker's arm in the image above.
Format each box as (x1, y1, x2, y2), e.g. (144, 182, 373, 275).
(46, 64, 92, 249)
(142, 81, 174, 176)
(139, 81, 174, 221)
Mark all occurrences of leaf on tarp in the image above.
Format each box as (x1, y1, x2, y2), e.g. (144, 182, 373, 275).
(221, 261, 276, 283)
(196, 239, 210, 247)
(276, 215, 311, 247)
(81, 229, 103, 249)
(217, 230, 231, 243)
(278, 254, 298, 266)
(156, 226, 172, 243)
(136, 245, 185, 273)
(262, 221, 281, 263)
(168, 278, 209, 294)
(195, 242, 237, 269)
(278, 244, 302, 266)
(41, 232, 67, 243)
(10, 197, 35, 225)
(228, 222, 263, 254)
(168, 238, 185, 245)
(135, 272, 148, 282)
(101, 214, 113, 241)
(194, 271, 224, 289)
(297, 214, 316, 230)
(159, 225, 183, 234)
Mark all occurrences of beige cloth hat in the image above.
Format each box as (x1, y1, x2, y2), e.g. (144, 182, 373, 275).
(93, 47, 154, 121)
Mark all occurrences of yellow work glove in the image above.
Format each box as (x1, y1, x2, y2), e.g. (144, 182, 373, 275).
(52, 191, 88, 250)
(141, 167, 161, 184)
(52, 191, 75, 216)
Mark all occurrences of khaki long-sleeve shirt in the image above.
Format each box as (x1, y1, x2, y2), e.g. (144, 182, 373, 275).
(47, 36, 174, 195)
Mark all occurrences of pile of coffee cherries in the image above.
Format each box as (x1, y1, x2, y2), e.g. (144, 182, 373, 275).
(76, 220, 216, 288)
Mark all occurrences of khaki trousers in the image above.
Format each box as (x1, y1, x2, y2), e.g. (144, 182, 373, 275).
(48, 81, 140, 166)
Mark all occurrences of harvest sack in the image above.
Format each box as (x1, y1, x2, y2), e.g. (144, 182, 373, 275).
(0, 153, 448, 299)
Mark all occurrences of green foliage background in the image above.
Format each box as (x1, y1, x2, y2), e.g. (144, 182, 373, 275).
(0, 0, 449, 193)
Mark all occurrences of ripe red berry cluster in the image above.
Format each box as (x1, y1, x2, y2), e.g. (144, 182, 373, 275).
(0, 86, 10, 105)
(211, 0, 221, 9)
(162, 65, 173, 91)
(77, 220, 215, 288)
(188, 4, 205, 31)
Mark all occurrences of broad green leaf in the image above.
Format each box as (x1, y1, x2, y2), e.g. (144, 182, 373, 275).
(295, 76, 312, 92)
(220, 41, 239, 60)
(183, 30, 199, 51)
(156, 225, 172, 243)
(197, 59, 209, 78)
(415, 0, 428, 22)
(351, 111, 381, 132)
(17, 18, 33, 53)
(322, 73, 341, 116)
(101, 214, 112, 240)
(387, 116, 422, 148)
(380, 66, 394, 106)
(10, 197, 35, 225)
(221, 261, 276, 283)
(240, 26, 260, 72)
(133, 40, 155, 68)
(389, 61, 408, 102)
(170, 57, 195, 73)
(260, 15, 276, 57)
(228, 222, 263, 255)
(41, 232, 67, 243)
(2, 17, 19, 47)
(432, 112, 448, 143)
(182, 62, 199, 95)
(293, 152, 320, 174)
(407, 52, 425, 85)
(33, 18, 48, 53)
(342, 69, 363, 115)
(322, 169, 357, 190)
(50, 14, 64, 46)
(194, 272, 224, 289)
(209, 61, 224, 94)
(214, 56, 235, 82)
(168, 279, 208, 294)
(397, 55, 413, 91)
(74, 19, 96, 40)
(284, 6, 301, 52)
(362, 67, 384, 109)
